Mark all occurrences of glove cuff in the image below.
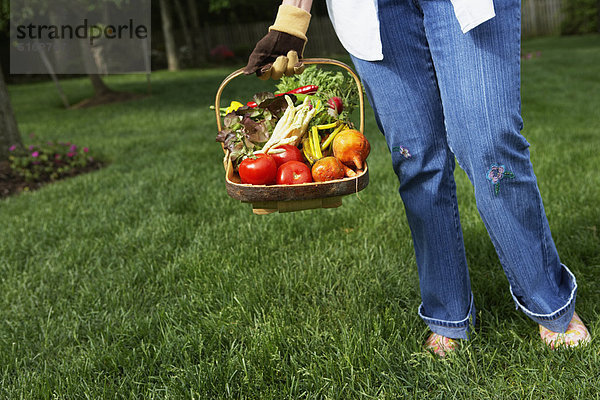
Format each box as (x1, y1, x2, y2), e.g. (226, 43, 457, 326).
(269, 5, 311, 42)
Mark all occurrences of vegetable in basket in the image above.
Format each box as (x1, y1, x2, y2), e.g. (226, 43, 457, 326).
(255, 95, 318, 154)
(246, 85, 318, 108)
(270, 144, 304, 167)
(216, 93, 295, 168)
(311, 157, 345, 182)
(332, 129, 371, 170)
(276, 161, 313, 185)
(276, 65, 359, 124)
(216, 64, 369, 185)
(238, 154, 278, 185)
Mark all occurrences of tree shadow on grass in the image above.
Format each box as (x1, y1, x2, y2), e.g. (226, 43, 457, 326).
(69, 90, 148, 109)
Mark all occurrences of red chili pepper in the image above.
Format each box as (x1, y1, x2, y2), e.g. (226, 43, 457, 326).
(287, 85, 319, 95)
(246, 85, 319, 108)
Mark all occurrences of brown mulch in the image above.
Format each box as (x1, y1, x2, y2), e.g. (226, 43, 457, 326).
(0, 160, 104, 199)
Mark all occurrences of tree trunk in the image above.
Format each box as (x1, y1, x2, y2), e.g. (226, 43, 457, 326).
(186, 0, 206, 63)
(89, 74, 112, 96)
(173, 0, 195, 66)
(0, 64, 23, 162)
(159, 0, 180, 71)
(78, 37, 114, 96)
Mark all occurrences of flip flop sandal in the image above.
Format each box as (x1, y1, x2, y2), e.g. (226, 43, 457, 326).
(424, 333, 459, 357)
(539, 312, 591, 349)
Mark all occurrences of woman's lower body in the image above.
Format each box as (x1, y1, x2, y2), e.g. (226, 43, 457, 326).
(350, 0, 579, 340)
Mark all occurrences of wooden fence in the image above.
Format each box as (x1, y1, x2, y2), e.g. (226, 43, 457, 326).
(202, 2, 564, 59)
(200, 17, 346, 59)
(522, 0, 564, 37)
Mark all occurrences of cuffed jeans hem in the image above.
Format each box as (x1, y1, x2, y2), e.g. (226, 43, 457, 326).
(510, 263, 577, 334)
(418, 294, 476, 340)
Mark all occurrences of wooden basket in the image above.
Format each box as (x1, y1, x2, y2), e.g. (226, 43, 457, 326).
(215, 58, 369, 215)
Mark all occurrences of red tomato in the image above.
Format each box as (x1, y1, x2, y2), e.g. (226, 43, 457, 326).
(270, 144, 304, 167)
(276, 161, 313, 185)
(238, 154, 277, 185)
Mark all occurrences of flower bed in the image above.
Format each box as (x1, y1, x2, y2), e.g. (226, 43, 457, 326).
(1, 138, 103, 199)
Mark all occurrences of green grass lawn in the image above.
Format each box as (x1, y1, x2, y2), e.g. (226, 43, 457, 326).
(1, 34, 599, 399)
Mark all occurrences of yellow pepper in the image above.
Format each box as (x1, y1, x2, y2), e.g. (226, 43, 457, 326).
(225, 101, 244, 114)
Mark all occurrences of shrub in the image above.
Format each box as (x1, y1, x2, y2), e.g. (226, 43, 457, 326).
(8, 140, 98, 182)
(561, 0, 599, 35)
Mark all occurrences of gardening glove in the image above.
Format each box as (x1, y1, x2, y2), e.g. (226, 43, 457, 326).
(243, 4, 311, 80)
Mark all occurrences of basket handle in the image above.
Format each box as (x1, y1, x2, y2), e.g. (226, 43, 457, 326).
(215, 58, 365, 155)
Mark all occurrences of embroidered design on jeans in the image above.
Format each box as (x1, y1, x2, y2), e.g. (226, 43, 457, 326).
(487, 164, 515, 195)
(392, 146, 412, 159)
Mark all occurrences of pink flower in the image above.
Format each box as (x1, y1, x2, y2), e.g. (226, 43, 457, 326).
(70, 145, 77, 151)
(67, 152, 75, 157)
(9, 145, 16, 152)
(83, 147, 89, 153)
(55, 154, 61, 160)
(31, 151, 39, 158)
(29, 145, 35, 150)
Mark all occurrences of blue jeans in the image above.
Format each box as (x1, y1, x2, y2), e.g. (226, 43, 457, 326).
(350, 0, 577, 339)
